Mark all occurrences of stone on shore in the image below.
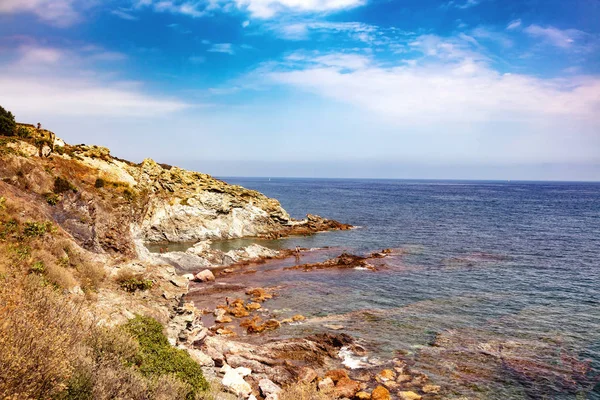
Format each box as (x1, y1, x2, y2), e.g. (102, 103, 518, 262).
(334, 377, 360, 398)
(398, 391, 422, 400)
(318, 377, 335, 393)
(376, 369, 396, 382)
(298, 367, 318, 383)
(194, 269, 215, 282)
(371, 385, 391, 400)
(422, 384, 441, 394)
(221, 365, 252, 397)
(355, 391, 370, 400)
(325, 369, 349, 383)
(259, 378, 282, 399)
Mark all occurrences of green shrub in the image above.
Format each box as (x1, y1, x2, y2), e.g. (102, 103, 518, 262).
(16, 126, 30, 138)
(0, 106, 16, 136)
(30, 261, 45, 274)
(43, 192, 60, 206)
(0, 196, 5, 210)
(123, 315, 209, 399)
(54, 176, 77, 194)
(115, 271, 153, 292)
(123, 188, 135, 202)
(23, 221, 55, 238)
(94, 178, 105, 188)
(0, 219, 18, 241)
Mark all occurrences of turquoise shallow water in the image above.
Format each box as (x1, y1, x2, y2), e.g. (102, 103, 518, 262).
(208, 178, 600, 399)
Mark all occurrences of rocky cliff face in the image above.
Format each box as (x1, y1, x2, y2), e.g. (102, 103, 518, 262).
(129, 158, 292, 243)
(1, 135, 347, 259)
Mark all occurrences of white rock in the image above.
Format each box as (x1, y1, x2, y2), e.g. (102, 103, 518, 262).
(235, 366, 252, 377)
(182, 273, 195, 280)
(221, 368, 252, 397)
(259, 378, 281, 398)
(186, 348, 215, 367)
(194, 269, 215, 282)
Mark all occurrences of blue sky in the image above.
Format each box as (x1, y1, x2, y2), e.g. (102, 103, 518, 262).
(0, 0, 599, 180)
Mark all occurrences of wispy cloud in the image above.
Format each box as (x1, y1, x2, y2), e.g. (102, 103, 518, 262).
(268, 21, 377, 41)
(264, 43, 600, 129)
(135, 0, 207, 17)
(208, 43, 235, 54)
(0, 0, 81, 27)
(111, 8, 139, 20)
(506, 19, 521, 30)
(524, 24, 585, 49)
(0, 45, 189, 117)
(443, 0, 481, 10)
(470, 26, 513, 47)
(234, 0, 366, 19)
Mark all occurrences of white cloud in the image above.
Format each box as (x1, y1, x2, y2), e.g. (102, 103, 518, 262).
(111, 8, 139, 20)
(0, 46, 189, 117)
(443, 0, 480, 10)
(506, 19, 521, 30)
(470, 26, 513, 47)
(233, 0, 365, 18)
(524, 24, 584, 49)
(269, 21, 377, 41)
(208, 43, 235, 54)
(266, 50, 600, 126)
(135, 0, 207, 17)
(242, 20, 250, 27)
(0, 0, 81, 26)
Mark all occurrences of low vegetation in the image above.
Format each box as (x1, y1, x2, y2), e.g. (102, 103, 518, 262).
(54, 176, 78, 194)
(0, 105, 16, 135)
(124, 315, 210, 399)
(0, 194, 210, 399)
(116, 270, 154, 292)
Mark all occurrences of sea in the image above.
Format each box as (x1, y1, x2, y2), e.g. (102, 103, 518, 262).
(208, 178, 600, 399)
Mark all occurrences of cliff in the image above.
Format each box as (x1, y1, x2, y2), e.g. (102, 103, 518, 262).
(1, 131, 349, 258)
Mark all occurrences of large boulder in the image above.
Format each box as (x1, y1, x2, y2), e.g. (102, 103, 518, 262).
(194, 269, 215, 282)
(221, 365, 252, 397)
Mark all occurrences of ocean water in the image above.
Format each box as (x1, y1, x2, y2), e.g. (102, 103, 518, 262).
(213, 178, 600, 399)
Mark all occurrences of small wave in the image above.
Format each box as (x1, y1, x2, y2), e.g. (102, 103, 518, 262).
(339, 346, 369, 369)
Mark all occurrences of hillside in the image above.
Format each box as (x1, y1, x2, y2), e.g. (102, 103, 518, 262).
(0, 128, 351, 400)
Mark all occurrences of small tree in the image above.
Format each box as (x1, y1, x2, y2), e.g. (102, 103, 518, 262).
(0, 105, 16, 136)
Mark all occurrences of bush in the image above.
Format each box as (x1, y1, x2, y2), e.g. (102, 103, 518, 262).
(16, 126, 30, 138)
(0, 106, 16, 136)
(123, 315, 209, 399)
(95, 178, 105, 188)
(115, 270, 153, 292)
(43, 192, 60, 206)
(54, 176, 78, 194)
(23, 221, 55, 238)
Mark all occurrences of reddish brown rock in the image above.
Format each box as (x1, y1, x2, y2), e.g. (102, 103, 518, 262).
(325, 369, 349, 383)
(334, 377, 361, 398)
(298, 367, 318, 383)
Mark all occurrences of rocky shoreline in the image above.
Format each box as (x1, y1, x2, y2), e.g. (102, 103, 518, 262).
(4, 131, 434, 399)
(151, 239, 442, 400)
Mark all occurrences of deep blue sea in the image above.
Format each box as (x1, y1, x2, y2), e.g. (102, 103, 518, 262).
(218, 178, 600, 399)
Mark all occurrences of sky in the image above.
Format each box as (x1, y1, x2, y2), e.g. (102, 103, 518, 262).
(0, 0, 599, 180)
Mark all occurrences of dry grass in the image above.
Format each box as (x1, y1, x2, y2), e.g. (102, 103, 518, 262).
(0, 274, 89, 399)
(279, 383, 331, 400)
